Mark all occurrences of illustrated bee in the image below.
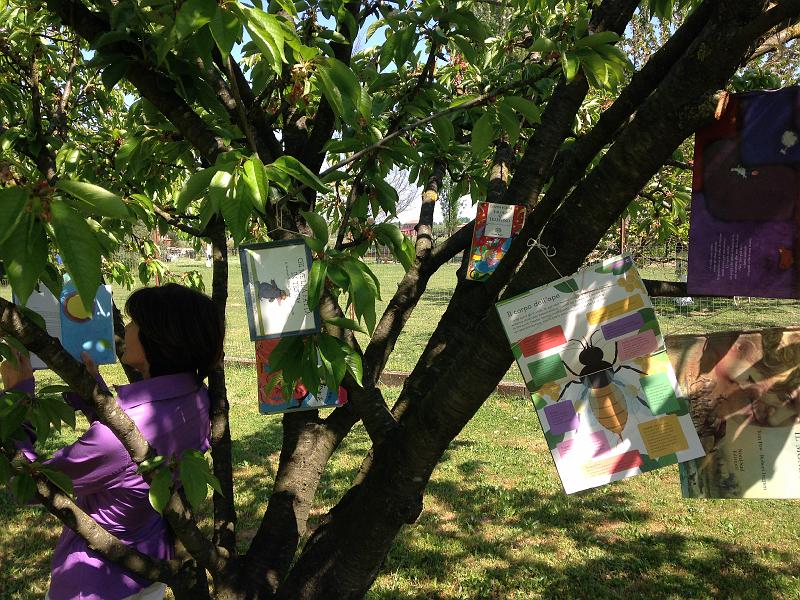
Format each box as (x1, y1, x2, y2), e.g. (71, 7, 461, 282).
(558, 331, 648, 439)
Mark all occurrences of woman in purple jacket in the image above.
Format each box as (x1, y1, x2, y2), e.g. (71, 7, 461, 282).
(1, 283, 224, 600)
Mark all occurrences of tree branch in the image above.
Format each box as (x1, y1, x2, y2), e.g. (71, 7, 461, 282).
(207, 217, 237, 557)
(414, 161, 445, 259)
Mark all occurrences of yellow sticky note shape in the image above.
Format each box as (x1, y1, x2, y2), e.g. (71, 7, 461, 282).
(638, 415, 689, 459)
(633, 350, 671, 375)
(586, 295, 644, 325)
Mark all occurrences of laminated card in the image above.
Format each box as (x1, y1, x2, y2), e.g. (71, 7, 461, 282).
(239, 240, 321, 340)
(688, 85, 800, 298)
(256, 339, 347, 414)
(15, 278, 115, 369)
(667, 328, 800, 498)
(496, 255, 705, 494)
(466, 202, 525, 281)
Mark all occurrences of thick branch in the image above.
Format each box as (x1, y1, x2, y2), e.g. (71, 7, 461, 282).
(750, 21, 800, 58)
(207, 217, 237, 556)
(25, 463, 180, 582)
(414, 161, 445, 259)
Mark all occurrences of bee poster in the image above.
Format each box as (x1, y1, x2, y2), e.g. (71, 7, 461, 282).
(256, 338, 348, 414)
(496, 255, 705, 494)
(239, 240, 320, 340)
(666, 328, 800, 498)
(688, 86, 800, 298)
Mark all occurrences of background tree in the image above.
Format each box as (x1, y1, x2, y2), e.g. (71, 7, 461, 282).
(2, 0, 800, 598)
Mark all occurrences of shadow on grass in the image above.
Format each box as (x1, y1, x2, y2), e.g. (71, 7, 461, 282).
(372, 477, 799, 599)
(4, 406, 798, 600)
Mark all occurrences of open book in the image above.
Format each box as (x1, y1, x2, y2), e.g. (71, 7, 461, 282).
(668, 328, 800, 498)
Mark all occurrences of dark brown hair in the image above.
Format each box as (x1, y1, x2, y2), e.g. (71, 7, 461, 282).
(125, 283, 224, 382)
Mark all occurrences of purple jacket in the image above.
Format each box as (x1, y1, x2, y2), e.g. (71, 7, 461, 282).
(13, 373, 211, 600)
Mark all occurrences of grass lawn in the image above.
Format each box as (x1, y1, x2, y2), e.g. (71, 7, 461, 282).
(2, 257, 800, 598)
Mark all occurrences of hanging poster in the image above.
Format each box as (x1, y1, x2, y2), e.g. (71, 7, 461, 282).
(496, 255, 705, 494)
(667, 328, 800, 498)
(688, 86, 800, 298)
(466, 202, 526, 281)
(15, 277, 115, 369)
(239, 240, 320, 340)
(256, 339, 348, 414)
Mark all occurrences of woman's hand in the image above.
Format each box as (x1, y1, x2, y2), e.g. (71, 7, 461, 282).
(0, 343, 34, 391)
(81, 352, 99, 379)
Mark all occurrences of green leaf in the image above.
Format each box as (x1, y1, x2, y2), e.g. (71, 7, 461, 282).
(4, 336, 29, 358)
(504, 96, 541, 124)
(50, 200, 102, 314)
(561, 51, 580, 80)
(0, 215, 48, 305)
(0, 187, 29, 245)
(11, 473, 36, 504)
(323, 316, 367, 334)
(148, 468, 172, 515)
(56, 180, 129, 220)
(210, 8, 240, 57)
(175, 166, 219, 213)
(579, 48, 610, 88)
(342, 260, 376, 334)
(529, 37, 555, 53)
(300, 209, 329, 246)
(272, 156, 331, 194)
(300, 339, 321, 397)
(39, 467, 73, 496)
(179, 452, 210, 511)
(0, 454, 12, 485)
(0, 400, 26, 442)
(317, 58, 360, 124)
(398, 236, 415, 272)
(246, 8, 286, 63)
(339, 341, 363, 386)
(208, 170, 232, 213)
(317, 333, 346, 389)
(431, 116, 454, 148)
(471, 112, 494, 156)
(175, 0, 217, 39)
(498, 100, 520, 145)
(101, 60, 129, 91)
(242, 157, 268, 213)
(574, 31, 620, 49)
(307, 260, 327, 311)
(137, 455, 167, 475)
(226, 175, 254, 245)
(266, 335, 304, 374)
(394, 26, 416, 66)
(373, 223, 404, 261)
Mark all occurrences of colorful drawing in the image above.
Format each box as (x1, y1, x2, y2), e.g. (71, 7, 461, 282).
(239, 240, 320, 340)
(688, 86, 800, 298)
(496, 254, 705, 494)
(466, 201, 525, 281)
(256, 338, 347, 414)
(668, 328, 800, 498)
(15, 278, 116, 369)
(558, 333, 648, 439)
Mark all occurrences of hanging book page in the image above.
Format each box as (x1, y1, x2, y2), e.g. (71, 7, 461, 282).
(688, 86, 800, 298)
(667, 328, 800, 498)
(239, 240, 320, 340)
(256, 339, 348, 414)
(466, 201, 525, 281)
(496, 255, 705, 494)
(14, 278, 115, 369)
